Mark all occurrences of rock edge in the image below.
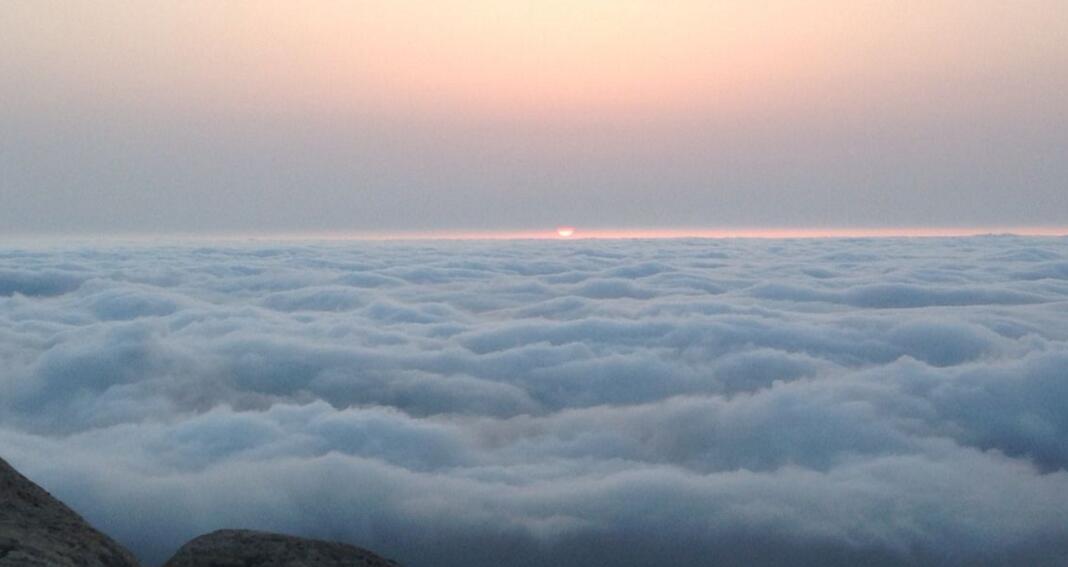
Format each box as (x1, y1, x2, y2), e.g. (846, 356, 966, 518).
(0, 456, 139, 567)
(163, 529, 401, 567)
(1, 456, 401, 566)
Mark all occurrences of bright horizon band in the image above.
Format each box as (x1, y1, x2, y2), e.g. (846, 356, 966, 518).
(6, 227, 1068, 245)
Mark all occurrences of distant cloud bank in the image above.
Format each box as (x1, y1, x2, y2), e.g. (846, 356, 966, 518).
(3, 237, 1068, 566)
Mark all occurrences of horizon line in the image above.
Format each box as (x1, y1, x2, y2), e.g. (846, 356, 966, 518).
(5, 226, 1068, 244)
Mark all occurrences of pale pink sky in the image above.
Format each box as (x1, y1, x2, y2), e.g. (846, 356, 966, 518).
(2, 1, 1066, 234)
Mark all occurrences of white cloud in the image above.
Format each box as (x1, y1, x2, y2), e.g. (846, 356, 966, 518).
(2, 236, 1068, 566)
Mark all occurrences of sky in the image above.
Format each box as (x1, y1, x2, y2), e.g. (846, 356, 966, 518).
(2, 0, 1067, 235)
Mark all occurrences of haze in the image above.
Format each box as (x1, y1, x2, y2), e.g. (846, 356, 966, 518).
(2, 0, 1067, 234)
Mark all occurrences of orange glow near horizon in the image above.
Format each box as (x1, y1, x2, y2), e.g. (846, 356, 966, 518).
(69, 227, 1066, 243)
(324, 227, 1068, 241)
(6, 227, 1068, 247)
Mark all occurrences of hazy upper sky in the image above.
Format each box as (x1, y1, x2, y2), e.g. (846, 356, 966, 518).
(2, 0, 1067, 235)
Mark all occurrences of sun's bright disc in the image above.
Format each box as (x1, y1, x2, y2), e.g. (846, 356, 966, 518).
(556, 226, 575, 237)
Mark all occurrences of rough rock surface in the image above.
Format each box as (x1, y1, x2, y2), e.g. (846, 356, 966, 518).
(1, 456, 401, 567)
(0, 456, 140, 567)
(163, 529, 401, 567)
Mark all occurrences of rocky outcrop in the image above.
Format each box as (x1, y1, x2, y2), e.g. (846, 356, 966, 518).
(162, 529, 400, 567)
(1, 455, 402, 567)
(0, 456, 140, 567)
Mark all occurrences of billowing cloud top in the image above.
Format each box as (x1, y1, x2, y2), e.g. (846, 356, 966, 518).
(3, 237, 1068, 565)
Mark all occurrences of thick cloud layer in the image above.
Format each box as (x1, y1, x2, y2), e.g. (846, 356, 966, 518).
(2, 237, 1068, 566)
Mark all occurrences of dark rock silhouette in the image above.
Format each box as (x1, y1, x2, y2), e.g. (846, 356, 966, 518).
(0, 456, 139, 567)
(1, 456, 401, 567)
(162, 529, 401, 567)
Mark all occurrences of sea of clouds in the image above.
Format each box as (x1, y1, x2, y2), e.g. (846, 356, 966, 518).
(2, 236, 1068, 566)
